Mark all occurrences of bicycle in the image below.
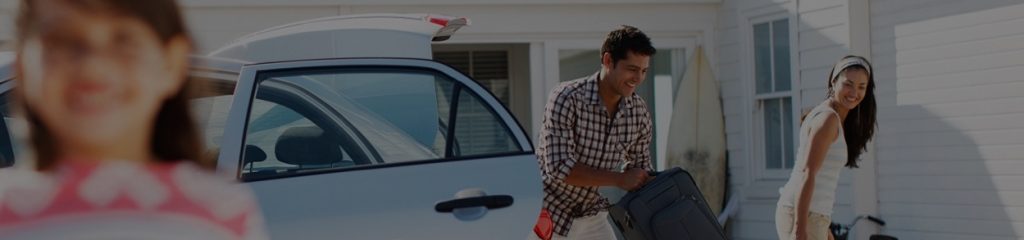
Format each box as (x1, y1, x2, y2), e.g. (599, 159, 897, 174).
(829, 215, 897, 240)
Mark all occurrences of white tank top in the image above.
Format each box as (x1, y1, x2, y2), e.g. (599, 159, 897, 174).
(778, 103, 848, 216)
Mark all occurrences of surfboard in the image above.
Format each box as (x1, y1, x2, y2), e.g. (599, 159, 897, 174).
(665, 46, 727, 215)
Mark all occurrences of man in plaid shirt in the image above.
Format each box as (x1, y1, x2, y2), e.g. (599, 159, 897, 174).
(534, 26, 656, 240)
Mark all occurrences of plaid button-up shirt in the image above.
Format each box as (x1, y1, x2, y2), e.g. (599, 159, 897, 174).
(537, 72, 653, 236)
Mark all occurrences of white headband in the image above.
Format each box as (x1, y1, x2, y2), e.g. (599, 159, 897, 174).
(831, 57, 871, 80)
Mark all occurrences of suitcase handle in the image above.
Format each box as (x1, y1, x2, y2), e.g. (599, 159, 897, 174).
(626, 212, 634, 229)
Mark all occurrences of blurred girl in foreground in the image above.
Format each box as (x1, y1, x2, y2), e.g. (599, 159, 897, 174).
(0, 0, 267, 239)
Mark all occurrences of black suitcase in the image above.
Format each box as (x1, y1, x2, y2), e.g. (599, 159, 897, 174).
(609, 167, 728, 240)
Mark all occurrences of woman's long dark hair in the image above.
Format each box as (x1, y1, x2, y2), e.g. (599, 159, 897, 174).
(15, 0, 208, 171)
(825, 55, 877, 168)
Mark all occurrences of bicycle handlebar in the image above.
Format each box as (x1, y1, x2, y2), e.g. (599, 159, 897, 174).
(838, 215, 887, 229)
(866, 215, 886, 226)
(832, 215, 889, 240)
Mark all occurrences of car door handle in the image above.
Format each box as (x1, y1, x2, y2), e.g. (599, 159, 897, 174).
(434, 195, 514, 213)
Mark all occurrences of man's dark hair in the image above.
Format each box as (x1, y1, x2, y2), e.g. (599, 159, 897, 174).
(601, 25, 656, 65)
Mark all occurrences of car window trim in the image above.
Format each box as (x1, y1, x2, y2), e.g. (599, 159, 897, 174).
(236, 64, 528, 180)
(251, 65, 519, 159)
(443, 84, 461, 158)
(0, 80, 20, 168)
(242, 58, 533, 150)
(241, 150, 535, 182)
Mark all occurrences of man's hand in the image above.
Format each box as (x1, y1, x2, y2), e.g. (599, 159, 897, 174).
(616, 168, 650, 191)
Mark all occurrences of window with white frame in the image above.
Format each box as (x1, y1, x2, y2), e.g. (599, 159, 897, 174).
(752, 18, 796, 171)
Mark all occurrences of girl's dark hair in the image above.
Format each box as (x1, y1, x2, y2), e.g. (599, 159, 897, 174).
(15, 0, 209, 171)
(826, 55, 877, 168)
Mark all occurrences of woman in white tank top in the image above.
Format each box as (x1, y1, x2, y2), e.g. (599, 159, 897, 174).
(776, 56, 878, 240)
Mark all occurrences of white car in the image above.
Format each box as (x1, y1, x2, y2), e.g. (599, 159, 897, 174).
(0, 14, 543, 239)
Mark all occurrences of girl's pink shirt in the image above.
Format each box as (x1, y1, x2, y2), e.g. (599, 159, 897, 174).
(0, 160, 269, 240)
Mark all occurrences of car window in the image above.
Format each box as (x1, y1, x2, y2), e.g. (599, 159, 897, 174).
(192, 94, 232, 162)
(452, 87, 519, 156)
(240, 67, 521, 179)
(0, 93, 18, 168)
(190, 78, 238, 164)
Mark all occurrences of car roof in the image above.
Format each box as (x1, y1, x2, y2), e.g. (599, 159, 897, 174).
(208, 14, 468, 63)
(191, 56, 248, 74)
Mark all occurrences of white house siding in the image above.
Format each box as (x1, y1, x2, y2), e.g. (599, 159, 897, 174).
(714, 0, 743, 229)
(714, 1, 756, 238)
(870, 0, 1024, 239)
(718, 0, 858, 239)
